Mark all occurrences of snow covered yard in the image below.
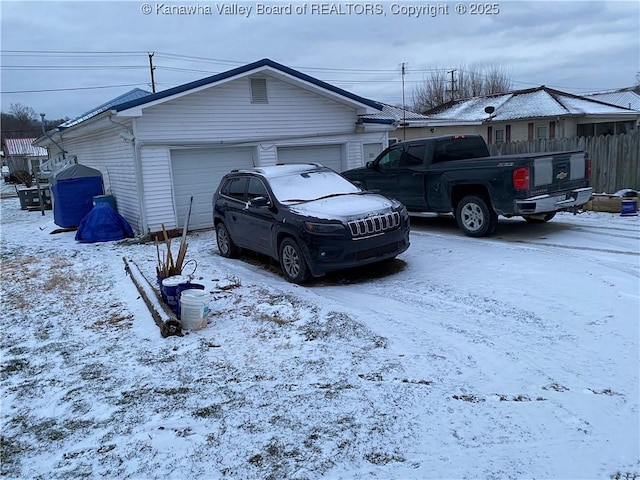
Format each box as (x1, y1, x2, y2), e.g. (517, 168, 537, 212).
(1, 191, 638, 480)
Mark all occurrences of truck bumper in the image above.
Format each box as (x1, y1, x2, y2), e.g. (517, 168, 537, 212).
(514, 187, 593, 214)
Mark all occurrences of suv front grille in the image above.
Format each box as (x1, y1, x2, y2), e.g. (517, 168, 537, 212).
(348, 212, 401, 238)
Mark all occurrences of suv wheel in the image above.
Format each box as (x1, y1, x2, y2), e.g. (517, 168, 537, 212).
(216, 222, 238, 258)
(455, 195, 498, 237)
(279, 238, 310, 284)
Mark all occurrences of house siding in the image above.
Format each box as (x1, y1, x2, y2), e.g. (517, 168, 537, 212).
(257, 144, 278, 166)
(345, 142, 363, 170)
(51, 122, 142, 230)
(139, 146, 176, 232)
(133, 75, 359, 143)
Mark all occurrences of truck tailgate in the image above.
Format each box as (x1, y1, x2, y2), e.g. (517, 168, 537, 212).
(531, 151, 589, 192)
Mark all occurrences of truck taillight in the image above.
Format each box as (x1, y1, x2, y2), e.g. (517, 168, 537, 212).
(513, 167, 530, 190)
(586, 158, 592, 179)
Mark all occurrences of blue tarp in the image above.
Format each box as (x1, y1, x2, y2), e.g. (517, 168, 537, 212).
(75, 202, 134, 243)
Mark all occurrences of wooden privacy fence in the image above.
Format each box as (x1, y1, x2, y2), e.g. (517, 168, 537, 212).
(489, 132, 640, 193)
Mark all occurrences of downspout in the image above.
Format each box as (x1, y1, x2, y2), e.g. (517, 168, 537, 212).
(131, 120, 149, 234)
(42, 129, 67, 159)
(109, 112, 148, 234)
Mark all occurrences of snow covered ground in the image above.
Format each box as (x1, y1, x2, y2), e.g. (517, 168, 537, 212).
(1, 187, 639, 479)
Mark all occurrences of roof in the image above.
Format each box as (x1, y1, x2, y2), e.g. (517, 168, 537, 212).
(426, 86, 639, 123)
(3, 138, 48, 157)
(360, 103, 430, 125)
(584, 88, 640, 111)
(60, 88, 152, 128)
(112, 58, 383, 114)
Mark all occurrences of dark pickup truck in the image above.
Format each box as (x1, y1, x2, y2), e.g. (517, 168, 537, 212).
(342, 134, 593, 237)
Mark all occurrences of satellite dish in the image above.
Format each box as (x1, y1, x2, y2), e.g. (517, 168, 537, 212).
(484, 106, 495, 115)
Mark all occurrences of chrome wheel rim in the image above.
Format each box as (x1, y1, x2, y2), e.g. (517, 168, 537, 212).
(461, 203, 484, 232)
(217, 227, 229, 254)
(281, 244, 300, 278)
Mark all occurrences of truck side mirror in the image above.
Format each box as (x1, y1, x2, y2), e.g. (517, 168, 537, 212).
(366, 161, 374, 169)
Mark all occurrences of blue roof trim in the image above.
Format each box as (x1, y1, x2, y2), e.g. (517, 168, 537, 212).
(361, 118, 395, 124)
(113, 58, 384, 112)
(59, 88, 152, 129)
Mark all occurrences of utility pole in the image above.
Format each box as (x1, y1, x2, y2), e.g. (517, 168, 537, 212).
(401, 62, 406, 141)
(148, 52, 156, 93)
(448, 69, 457, 102)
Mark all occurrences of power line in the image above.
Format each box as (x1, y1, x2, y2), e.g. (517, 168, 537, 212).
(1, 65, 146, 70)
(1, 49, 626, 96)
(1, 83, 147, 94)
(1, 49, 449, 75)
(1, 50, 147, 56)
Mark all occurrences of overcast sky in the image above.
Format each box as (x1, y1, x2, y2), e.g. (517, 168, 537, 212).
(1, 1, 638, 121)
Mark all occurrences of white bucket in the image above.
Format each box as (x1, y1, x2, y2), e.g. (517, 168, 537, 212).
(179, 289, 210, 330)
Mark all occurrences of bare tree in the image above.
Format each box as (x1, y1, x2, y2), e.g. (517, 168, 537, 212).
(412, 63, 512, 113)
(9, 103, 37, 125)
(411, 68, 449, 112)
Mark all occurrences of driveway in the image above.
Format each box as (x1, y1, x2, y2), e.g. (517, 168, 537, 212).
(1, 195, 638, 479)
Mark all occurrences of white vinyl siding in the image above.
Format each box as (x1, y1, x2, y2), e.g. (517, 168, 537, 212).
(276, 144, 343, 172)
(363, 143, 383, 163)
(53, 122, 142, 231)
(170, 147, 255, 230)
(140, 146, 174, 232)
(133, 75, 358, 142)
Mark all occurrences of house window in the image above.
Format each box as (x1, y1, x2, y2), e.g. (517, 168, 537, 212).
(535, 125, 547, 140)
(388, 138, 399, 146)
(495, 129, 505, 144)
(250, 78, 268, 104)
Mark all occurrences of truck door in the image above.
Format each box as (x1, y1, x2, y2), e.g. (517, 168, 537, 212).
(363, 145, 403, 201)
(400, 143, 428, 209)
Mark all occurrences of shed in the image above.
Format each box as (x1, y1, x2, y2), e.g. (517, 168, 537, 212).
(51, 164, 104, 228)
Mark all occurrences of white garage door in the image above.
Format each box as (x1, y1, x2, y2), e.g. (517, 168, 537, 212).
(276, 144, 343, 172)
(171, 147, 254, 230)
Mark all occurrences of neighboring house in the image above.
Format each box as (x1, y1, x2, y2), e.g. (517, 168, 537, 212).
(2, 138, 48, 175)
(584, 87, 640, 112)
(402, 85, 640, 144)
(34, 59, 405, 234)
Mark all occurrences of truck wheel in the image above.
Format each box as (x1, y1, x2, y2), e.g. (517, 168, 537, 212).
(279, 238, 310, 284)
(216, 222, 239, 258)
(455, 195, 498, 237)
(523, 212, 556, 223)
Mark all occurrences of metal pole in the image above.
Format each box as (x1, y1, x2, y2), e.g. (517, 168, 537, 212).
(148, 52, 156, 93)
(37, 114, 46, 215)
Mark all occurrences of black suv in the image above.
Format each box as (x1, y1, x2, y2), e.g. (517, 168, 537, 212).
(212, 164, 410, 283)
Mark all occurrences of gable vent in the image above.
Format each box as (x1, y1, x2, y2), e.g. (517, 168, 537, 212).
(250, 78, 268, 104)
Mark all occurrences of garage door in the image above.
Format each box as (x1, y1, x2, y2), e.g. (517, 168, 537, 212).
(276, 144, 343, 172)
(171, 147, 254, 230)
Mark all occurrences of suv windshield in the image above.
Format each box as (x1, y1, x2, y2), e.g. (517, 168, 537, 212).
(269, 169, 360, 203)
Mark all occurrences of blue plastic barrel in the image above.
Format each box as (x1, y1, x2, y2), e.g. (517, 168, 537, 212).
(93, 194, 117, 211)
(620, 199, 638, 217)
(161, 275, 190, 314)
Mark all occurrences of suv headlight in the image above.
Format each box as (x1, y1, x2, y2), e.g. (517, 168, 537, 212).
(399, 205, 409, 221)
(304, 222, 347, 234)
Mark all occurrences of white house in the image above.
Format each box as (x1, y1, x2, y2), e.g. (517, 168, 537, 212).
(35, 59, 408, 234)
